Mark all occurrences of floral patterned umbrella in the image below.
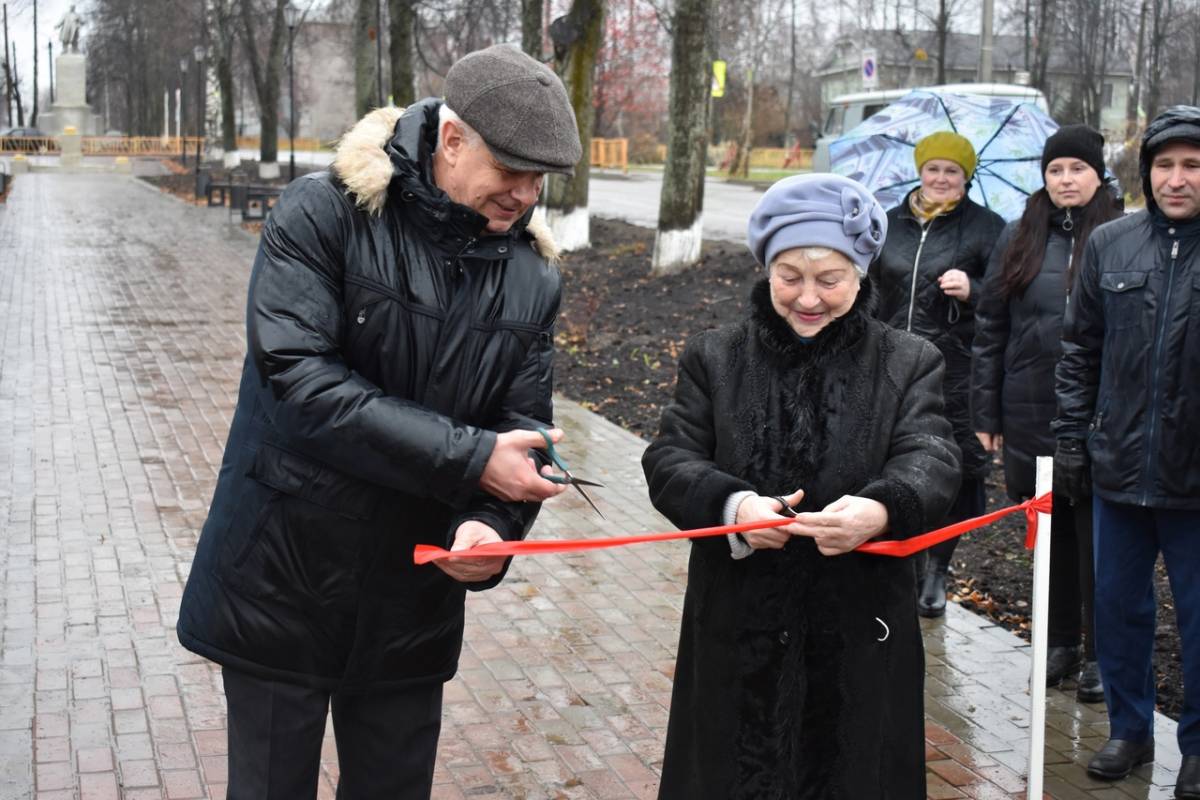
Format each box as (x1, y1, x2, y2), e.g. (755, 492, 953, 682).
(829, 90, 1060, 221)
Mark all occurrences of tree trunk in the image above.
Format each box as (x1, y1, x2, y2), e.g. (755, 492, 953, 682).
(935, 0, 948, 85)
(354, 0, 377, 118)
(387, 0, 414, 106)
(521, 0, 543, 59)
(783, 0, 796, 146)
(1127, 0, 1147, 136)
(239, 0, 288, 177)
(730, 69, 754, 178)
(214, 0, 239, 165)
(30, 0, 37, 128)
(543, 0, 605, 252)
(1144, 0, 1171, 120)
(650, 0, 714, 275)
(1031, 0, 1055, 94)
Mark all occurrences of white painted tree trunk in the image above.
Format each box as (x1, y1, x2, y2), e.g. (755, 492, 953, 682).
(224, 151, 240, 169)
(545, 206, 590, 252)
(258, 161, 281, 180)
(651, 216, 705, 276)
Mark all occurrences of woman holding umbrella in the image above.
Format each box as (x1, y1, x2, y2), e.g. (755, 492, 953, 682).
(970, 125, 1122, 701)
(868, 131, 1006, 618)
(643, 174, 961, 798)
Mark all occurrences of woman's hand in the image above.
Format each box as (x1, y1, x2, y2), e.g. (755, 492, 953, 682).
(735, 489, 805, 550)
(938, 268, 971, 301)
(436, 521, 507, 583)
(790, 495, 888, 556)
(975, 431, 1004, 452)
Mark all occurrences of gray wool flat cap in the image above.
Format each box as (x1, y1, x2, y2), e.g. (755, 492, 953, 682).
(444, 44, 583, 175)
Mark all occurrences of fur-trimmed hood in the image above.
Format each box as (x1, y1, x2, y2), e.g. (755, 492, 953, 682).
(331, 100, 560, 264)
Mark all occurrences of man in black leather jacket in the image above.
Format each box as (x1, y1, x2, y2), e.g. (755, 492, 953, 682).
(176, 46, 581, 798)
(1054, 106, 1200, 796)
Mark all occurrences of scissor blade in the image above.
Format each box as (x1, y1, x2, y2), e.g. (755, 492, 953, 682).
(567, 477, 605, 488)
(573, 483, 606, 519)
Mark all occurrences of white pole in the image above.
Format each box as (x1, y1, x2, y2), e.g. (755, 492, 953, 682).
(1027, 456, 1053, 799)
(175, 87, 182, 150)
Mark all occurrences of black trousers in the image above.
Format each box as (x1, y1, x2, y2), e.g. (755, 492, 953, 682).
(223, 667, 443, 800)
(923, 475, 987, 571)
(1047, 492, 1096, 656)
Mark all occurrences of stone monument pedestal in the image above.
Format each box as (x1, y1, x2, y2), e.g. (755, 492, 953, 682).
(43, 53, 95, 135)
(60, 126, 82, 168)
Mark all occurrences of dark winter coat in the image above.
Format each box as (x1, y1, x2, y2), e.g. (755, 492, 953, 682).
(642, 278, 961, 800)
(1054, 207, 1200, 509)
(869, 191, 1006, 481)
(971, 211, 1076, 499)
(176, 99, 563, 690)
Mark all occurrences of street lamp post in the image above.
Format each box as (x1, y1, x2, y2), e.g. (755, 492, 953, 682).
(179, 57, 188, 166)
(284, 3, 299, 182)
(194, 44, 204, 172)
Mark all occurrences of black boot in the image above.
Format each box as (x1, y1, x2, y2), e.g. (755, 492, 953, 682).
(1177, 755, 1200, 799)
(1076, 660, 1104, 703)
(1045, 645, 1082, 687)
(1086, 738, 1154, 780)
(916, 563, 948, 618)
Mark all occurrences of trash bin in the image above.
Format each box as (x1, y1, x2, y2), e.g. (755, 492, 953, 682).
(195, 169, 211, 200)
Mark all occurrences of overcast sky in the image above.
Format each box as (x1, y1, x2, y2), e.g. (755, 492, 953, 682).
(4, 0, 74, 120)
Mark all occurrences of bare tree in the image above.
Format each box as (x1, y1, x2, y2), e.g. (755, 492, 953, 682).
(650, 0, 715, 275)
(543, 0, 604, 251)
(521, 0, 542, 58)
(1143, 0, 1174, 118)
(354, 0, 377, 117)
(388, 0, 415, 106)
(212, 0, 239, 165)
(239, 0, 289, 177)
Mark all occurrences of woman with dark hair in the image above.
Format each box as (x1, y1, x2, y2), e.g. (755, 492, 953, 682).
(971, 124, 1122, 702)
(869, 131, 1006, 617)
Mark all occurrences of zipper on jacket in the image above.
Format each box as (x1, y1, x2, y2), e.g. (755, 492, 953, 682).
(905, 223, 932, 332)
(1140, 236, 1180, 504)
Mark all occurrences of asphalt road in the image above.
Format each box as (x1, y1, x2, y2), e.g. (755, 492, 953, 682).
(587, 170, 765, 244)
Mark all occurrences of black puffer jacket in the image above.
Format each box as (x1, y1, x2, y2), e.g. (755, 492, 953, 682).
(971, 212, 1074, 499)
(869, 190, 1005, 479)
(176, 99, 562, 690)
(1054, 206, 1200, 509)
(644, 279, 960, 799)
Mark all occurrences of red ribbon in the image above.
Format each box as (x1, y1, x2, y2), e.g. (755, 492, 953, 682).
(413, 492, 1054, 564)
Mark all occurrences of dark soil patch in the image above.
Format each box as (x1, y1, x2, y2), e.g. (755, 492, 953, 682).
(557, 217, 1184, 721)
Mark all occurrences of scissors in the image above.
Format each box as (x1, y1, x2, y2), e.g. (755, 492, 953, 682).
(537, 428, 606, 519)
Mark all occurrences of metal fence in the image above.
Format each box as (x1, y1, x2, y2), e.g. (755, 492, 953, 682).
(0, 136, 205, 157)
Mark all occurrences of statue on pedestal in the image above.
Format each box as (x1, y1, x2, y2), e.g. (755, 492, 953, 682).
(55, 5, 82, 53)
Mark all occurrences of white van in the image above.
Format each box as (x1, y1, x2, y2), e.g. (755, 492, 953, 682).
(811, 83, 1049, 172)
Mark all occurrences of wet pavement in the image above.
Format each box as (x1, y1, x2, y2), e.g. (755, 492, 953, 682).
(0, 171, 1183, 798)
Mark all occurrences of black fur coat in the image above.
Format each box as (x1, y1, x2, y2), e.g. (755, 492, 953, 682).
(643, 278, 961, 799)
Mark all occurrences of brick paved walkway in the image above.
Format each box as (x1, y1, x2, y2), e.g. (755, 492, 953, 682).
(0, 171, 1182, 799)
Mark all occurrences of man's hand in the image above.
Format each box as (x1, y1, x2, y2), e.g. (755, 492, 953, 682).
(479, 428, 570, 503)
(938, 268, 971, 301)
(975, 431, 1004, 453)
(735, 489, 805, 550)
(435, 520, 508, 583)
(1053, 439, 1091, 503)
(790, 495, 888, 556)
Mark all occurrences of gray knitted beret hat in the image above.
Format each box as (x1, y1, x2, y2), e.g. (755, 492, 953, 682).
(444, 44, 583, 175)
(747, 173, 888, 274)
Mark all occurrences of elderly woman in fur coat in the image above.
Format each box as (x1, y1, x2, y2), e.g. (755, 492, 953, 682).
(643, 174, 962, 799)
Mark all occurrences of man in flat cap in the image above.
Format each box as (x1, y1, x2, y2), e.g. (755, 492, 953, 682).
(177, 44, 582, 798)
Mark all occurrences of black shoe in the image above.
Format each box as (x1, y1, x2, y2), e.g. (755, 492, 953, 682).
(916, 569, 947, 618)
(1177, 755, 1200, 799)
(1046, 645, 1082, 687)
(1076, 660, 1104, 703)
(1086, 738, 1154, 780)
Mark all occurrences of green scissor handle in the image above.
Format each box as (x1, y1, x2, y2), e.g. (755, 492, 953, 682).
(538, 427, 572, 484)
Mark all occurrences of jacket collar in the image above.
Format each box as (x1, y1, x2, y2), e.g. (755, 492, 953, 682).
(331, 99, 560, 263)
